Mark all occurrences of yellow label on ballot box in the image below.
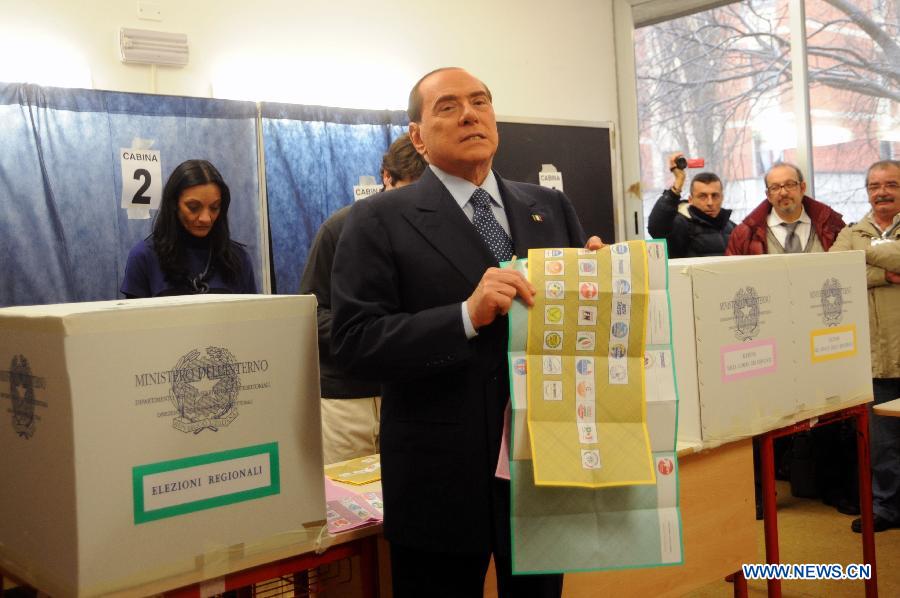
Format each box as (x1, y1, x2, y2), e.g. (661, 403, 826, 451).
(810, 324, 857, 363)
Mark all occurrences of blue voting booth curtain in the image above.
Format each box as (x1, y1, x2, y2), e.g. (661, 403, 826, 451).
(261, 103, 407, 294)
(0, 83, 261, 307)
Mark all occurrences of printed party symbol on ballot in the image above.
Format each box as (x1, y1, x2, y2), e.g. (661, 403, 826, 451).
(545, 260, 564, 275)
(575, 358, 594, 376)
(579, 282, 598, 300)
(545, 280, 565, 299)
(543, 356, 562, 375)
(544, 331, 563, 350)
(545, 305, 564, 325)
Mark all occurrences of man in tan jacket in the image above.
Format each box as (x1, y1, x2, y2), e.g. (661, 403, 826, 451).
(830, 159, 900, 533)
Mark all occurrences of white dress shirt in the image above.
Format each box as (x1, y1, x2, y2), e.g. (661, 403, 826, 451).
(429, 165, 510, 339)
(767, 206, 812, 251)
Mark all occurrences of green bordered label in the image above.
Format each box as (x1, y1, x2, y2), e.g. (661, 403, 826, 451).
(132, 442, 280, 524)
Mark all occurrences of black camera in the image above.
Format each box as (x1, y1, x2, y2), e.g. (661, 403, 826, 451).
(671, 156, 704, 171)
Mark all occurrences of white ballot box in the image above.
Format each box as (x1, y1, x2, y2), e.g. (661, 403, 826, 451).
(0, 295, 325, 597)
(670, 252, 873, 446)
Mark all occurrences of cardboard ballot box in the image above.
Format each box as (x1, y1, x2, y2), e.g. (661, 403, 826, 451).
(670, 252, 873, 446)
(0, 295, 325, 597)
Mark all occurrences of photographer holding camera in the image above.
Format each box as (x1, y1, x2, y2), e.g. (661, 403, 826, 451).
(648, 152, 736, 258)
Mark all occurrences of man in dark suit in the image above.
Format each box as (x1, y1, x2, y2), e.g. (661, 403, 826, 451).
(331, 67, 603, 598)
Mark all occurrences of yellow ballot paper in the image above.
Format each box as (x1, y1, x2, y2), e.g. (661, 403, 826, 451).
(324, 454, 381, 485)
(526, 242, 655, 487)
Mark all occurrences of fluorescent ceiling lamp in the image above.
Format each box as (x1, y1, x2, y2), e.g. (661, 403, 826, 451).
(119, 27, 188, 67)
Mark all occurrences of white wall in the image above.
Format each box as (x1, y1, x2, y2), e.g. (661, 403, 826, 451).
(0, 0, 620, 123)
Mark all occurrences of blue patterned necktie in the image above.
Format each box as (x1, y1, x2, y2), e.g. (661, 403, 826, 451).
(781, 222, 802, 253)
(470, 188, 514, 263)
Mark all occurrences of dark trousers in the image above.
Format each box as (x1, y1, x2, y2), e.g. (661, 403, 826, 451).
(753, 427, 858, 506)
(390, 542, 563, 598)
(813, 420, 858, 507)
(389, 477, 563, 598)
(870, 378, 900, 522)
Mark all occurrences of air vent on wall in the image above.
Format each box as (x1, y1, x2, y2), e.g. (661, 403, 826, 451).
(119, 27, 188, 67)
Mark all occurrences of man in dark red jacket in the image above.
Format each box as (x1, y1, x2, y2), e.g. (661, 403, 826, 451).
(726, 162, 848, 519)
(726, 162, 845, 255)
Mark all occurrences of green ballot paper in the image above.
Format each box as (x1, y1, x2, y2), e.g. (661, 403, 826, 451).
(504, 240, 684, 573)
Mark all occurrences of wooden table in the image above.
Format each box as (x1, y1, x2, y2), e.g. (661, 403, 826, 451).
(484, 438, 758, 598)
(157, 468, 387, 597)
(161, 526, 381, 597)
(123, 437, 759, 598)
(0, 472, 384, 598)
(0, 524, 381, 598)
(873, 397, 900, 417)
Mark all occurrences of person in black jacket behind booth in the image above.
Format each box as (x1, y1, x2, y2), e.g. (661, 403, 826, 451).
(647, 151, 736, 258)
(299, 134, 426, 465)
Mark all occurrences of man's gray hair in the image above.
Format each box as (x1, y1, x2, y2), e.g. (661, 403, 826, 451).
(866, 160, 900, 185)
(765, 162, 805, 186)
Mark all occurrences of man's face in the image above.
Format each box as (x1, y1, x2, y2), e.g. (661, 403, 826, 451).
(866, 165, 900, 224)
(409, 69, 498, 184)
(689, 180, 724, 218)
(765, 165, 806, 221)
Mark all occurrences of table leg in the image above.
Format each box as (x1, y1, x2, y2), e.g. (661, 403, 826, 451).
(731, 569, 748, 598)
(359, 535, 378, 598)
(292, 570, 309, 596)
(855, 407, 878, 597)
(760, 433, 781, 598)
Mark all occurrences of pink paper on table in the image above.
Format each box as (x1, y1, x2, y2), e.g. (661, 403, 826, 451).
(324, 477, 384, 534)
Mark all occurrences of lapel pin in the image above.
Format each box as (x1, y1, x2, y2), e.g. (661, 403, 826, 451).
(531, 214, 544, 222)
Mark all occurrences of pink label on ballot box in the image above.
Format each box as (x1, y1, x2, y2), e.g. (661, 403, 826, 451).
(720, 338, 777, 382)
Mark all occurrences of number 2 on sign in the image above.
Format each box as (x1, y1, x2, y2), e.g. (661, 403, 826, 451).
(120, 148, 162, 210)
(132, 169, 152, 204)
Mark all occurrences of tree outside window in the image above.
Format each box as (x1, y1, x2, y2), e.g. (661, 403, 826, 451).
(635, 0, 899, 230)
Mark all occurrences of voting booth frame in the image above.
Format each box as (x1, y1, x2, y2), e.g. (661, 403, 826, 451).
(757, 403, 877, 598)
(665, 252, 879, 598)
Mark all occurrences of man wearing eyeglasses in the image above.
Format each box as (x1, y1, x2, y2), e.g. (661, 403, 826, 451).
(830, 159, 900, 533)
(726, 162, 845, 256)
(726, 162, 847, 520)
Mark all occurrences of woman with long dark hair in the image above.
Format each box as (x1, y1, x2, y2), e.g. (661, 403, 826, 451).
(121, 159, 257, 297)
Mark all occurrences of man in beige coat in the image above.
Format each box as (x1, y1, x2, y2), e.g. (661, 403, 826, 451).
(830, 159, 900, 533)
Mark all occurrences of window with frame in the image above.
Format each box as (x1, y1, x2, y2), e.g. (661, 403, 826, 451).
(635, 0, 899, 232)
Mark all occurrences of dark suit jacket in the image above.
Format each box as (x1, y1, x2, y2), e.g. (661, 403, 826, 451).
(331, 167, 586, 554)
